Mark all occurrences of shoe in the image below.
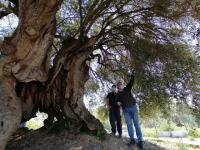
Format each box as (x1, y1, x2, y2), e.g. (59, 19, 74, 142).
(127, 139, 135, 146)
(118, 134, 122, 138)
(138, 141, 144, 150)
(110, 132, 115, 136)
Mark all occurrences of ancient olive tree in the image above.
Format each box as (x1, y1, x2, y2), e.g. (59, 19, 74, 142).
(0, 0, 200, 149)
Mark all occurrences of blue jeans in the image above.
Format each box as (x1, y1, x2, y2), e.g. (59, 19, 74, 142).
(123, 105, 143, 141)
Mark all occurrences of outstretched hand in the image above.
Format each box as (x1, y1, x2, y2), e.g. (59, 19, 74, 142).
(128, 69, 135, 76)
(117, 102, 122, 106)
(132, 68, 135, 73)
(130, 69, 135, 77)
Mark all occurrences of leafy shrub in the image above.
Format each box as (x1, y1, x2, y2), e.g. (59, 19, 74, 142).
(188, 128, 200, 139)
(159, 121, 176, 131)
(142, 128, 159, 138)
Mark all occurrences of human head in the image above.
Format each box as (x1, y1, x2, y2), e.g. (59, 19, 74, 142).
(117, 81, 124, 91)
(111, 85, 116, 92)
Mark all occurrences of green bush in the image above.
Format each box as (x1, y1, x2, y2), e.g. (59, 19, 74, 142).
(159, 121, 176, 131)
(188, 128, 200, 139)
(196, 128, 200, 137)
(142, 128, 159, 138)
(95, 127, 107, 141)
(91, 107, 109, 124)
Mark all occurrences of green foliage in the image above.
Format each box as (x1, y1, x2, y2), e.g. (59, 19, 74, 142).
(188, 128, 200, 139)
(193, 109, 200, 126)
(93, 107, 109, 124)
(98, 37, 200, 119)
(85, 79, 100, 95)
(142, 128, 159, 138)
(26, 118, 44, 130)
(94, 126, 107, 141)
(150, 139, 200, 150)
(160, 121, 176, 131)
(82, 121, 107, 141)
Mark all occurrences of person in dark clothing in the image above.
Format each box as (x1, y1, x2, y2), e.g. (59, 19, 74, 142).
(106, 85, 122, 138)
(116, 73, 144, 150)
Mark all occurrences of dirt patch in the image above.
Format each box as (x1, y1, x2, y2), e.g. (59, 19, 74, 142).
(6, 128, 167, 150)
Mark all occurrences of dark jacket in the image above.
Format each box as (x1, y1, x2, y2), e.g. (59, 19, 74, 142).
(116, 74, 136, 108)
(106, 92, 119, 109)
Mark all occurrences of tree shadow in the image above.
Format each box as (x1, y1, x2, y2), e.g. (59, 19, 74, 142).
(6, 129, 168, 150)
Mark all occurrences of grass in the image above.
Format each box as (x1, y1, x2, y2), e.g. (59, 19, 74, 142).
(142, 128, 159, 138)
(188, 128, 200, 140)
(149, 139, 200, 150)
(142, 127, 200, 138)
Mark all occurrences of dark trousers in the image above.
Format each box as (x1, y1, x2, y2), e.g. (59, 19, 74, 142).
(109, 107, 122, 135)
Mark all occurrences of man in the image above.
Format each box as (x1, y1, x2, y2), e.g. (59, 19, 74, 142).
(116, 73, 144, 149)
(106, 85, 122, 138)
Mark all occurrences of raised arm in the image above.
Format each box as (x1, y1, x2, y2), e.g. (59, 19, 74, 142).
(124, 73, 134, 91)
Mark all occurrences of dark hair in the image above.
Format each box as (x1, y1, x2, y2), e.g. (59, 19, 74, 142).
(117, 81, 122, 85)
(112, 85, 116, 88)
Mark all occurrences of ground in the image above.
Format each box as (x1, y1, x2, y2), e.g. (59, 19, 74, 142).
(6, 128, 166, 150)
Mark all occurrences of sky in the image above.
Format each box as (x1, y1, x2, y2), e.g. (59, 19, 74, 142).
(0, 14, 18, 40)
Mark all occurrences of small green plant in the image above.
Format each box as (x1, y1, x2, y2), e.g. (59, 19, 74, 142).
(92, 123, 107, 140)
(188, 128, 199, 139)
(84, 124, 107, 141)
(160, 121, 176, 131)
(143, 128, 159, 138)
(95, 128, 107, 140)
(176, 143, 189, 150)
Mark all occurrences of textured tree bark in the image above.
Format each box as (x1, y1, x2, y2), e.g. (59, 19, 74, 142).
(0, 0, 62, 149)
(0, 76, 21, 150)
(0, 0, 105, 148)
(1, 0, 62, 82)
(19, 38, 105, 132)
(53, 40, 104, 131)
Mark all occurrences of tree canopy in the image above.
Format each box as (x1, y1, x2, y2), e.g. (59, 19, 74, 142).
(0, 0, 200, 149)
(55, 0, 200, 118)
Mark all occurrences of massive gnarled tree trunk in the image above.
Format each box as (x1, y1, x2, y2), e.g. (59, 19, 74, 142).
(18, 37, 104, 130)
(0, 1, 104, 149)
(0, 75, 21, 150)
(49, 37, 103, 131)
(0, 0, 62, 149)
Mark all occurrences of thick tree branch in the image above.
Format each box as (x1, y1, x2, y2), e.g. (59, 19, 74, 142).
(78, 0, 84, 40)
(95, 7, 153, 40)
(8, 0, 18, 7)
(0, 2, 18, 18)
(82, 0, 113, 36)
(0, 10, 11, 19)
